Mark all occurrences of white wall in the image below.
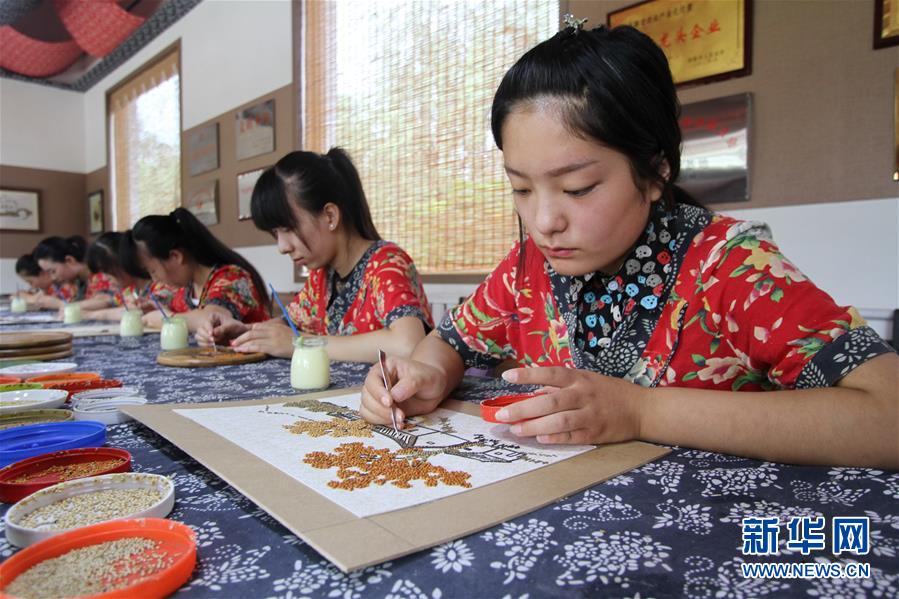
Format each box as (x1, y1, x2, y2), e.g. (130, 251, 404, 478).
(83, 0, 293, 171)
(234, 245, 297, 294)
(0, 78, 85, 172)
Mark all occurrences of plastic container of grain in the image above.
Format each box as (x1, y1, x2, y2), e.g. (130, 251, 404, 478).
(4, 472, 174, 547)
(0, 518, 197, 598)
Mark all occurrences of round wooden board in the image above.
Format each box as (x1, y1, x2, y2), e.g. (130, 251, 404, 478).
(0, 332, 73, 350)
(0, 342, 72, 358)
(8, 348, 74, 362)
(156, 347, 268, 368)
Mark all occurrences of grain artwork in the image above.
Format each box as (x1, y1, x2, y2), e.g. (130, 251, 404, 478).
(175, 393, 592, 518)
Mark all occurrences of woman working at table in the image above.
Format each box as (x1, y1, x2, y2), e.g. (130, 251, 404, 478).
(360, 22, 898, 468)
(196, 148, 433, 363)
(78, 232, 176, 321)
(33, 235, 119, 312)
(132, 208, 269, 331)
(14, 253, 66, 309)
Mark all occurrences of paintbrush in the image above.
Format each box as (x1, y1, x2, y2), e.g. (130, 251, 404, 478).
(269, 283, 300, 337)
(378, 349, 400, 432)
(149, 292, 170, 322)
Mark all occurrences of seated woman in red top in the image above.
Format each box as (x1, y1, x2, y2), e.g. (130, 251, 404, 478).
(360, 23, 898, 468)
(132, 208, 269, 331)
(79, 232, 176, 321)
(14, 253, 61, 309)
(33, 236, 119, 313)
(197, 148, 432, 363)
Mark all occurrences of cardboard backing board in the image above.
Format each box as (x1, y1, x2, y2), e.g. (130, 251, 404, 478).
(123, 387, 670, 573)
(156, 348, 268, 368)
(0, 332, 73, 350)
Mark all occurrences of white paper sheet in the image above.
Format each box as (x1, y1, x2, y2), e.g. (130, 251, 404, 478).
(175, 392, 592, 518)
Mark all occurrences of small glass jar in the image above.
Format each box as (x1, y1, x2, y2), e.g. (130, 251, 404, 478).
(160, 316, 189, 350)
(63, 303, 82, 324)
(10, 297, 27, 313)
(119, 309, 144, 337)
(290, 336, 330, 390)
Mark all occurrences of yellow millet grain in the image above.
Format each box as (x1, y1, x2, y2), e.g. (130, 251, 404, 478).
(19, 488, 163, 531)
(4, 537, 175, 598)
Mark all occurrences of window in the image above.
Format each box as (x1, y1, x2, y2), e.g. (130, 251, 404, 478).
(108, 45, 181, 229)
(303, 1, 559, 273)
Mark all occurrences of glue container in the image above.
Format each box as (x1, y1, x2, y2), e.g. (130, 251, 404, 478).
(160, 316, 189, 350)
(10, 297, 26, 313)
(290, 337, 330, 390)
(62, 304, 81, 324)
(119, 310, 144, 337)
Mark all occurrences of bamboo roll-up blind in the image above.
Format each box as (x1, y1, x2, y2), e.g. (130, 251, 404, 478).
(303, 0, 558, 273)
(109, 47, 181, 229)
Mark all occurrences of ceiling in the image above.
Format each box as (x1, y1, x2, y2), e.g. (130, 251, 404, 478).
(0, 0, 201, 92)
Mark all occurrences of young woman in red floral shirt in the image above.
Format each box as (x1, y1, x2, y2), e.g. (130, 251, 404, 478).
(196, 148, 432, 363)
(34, 236, 119, 313)
(133, 208, 269, 331)
(361, 24, 897, 468)
(14, 253, 60, 309)
(78, 232, 176, 321)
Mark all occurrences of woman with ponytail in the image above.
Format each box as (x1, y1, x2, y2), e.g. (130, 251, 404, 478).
(79, 232, 176, 321)
(359, 23, 897, 469)
(196, 147, 432, 363)
(132, 208, 269, 331)
(33, 235, 119, 311)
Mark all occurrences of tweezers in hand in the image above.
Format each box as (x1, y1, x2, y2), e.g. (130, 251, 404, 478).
(378, 349, 399, 432)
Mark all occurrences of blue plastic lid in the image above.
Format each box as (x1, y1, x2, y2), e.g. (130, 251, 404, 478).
(0, 421, 106, 468)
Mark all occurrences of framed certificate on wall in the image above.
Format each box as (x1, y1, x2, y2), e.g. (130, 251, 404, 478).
(609, 0, 752, 87)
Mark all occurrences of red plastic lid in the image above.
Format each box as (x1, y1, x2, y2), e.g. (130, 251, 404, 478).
(27, 372, 101, 385)
(53, 378, 124, 400)
(0, 518, 197, 598)
(0, 376, 21, 385)
(480, 393, 539, 424)
(0, 447, 132, 503)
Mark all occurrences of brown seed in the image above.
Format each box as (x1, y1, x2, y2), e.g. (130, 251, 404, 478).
(10, 459, 126, 484)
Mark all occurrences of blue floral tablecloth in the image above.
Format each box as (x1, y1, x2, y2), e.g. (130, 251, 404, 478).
(0, 330, 896, 598)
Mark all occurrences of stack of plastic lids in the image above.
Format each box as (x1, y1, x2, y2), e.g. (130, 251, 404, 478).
(71, 387, 147, 425)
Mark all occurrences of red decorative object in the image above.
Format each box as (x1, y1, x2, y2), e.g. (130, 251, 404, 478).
(0, 0, 146, 78)
(54, 0, 145, 58)
(0, 25, 81, 77)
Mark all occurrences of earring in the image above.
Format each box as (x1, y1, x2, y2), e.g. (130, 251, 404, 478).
(329, 224, 335, 231)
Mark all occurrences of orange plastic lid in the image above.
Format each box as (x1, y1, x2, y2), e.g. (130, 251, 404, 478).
(480, 393, 539, 424)
(26, 372, 101, 385)
(0, 518, 197, 599)
(0, 376, 21, 385)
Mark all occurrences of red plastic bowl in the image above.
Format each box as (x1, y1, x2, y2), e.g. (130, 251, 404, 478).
(0, 446, 132, 503)
(480, 393, 539, 424)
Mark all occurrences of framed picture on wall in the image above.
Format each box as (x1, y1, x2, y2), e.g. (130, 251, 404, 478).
(678, 93, 751, 204)
(0, 188, 40, 231)
(185, 180, 219, 226)
(875, 0, 899, 48)
(894, 69, 898, 181)
(608, 0, 752, 86)
(186, 122, 219, 176)
(237, 167, 266, 220)
(235, 99, 275, 161)
(87, 190, 104, 234)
